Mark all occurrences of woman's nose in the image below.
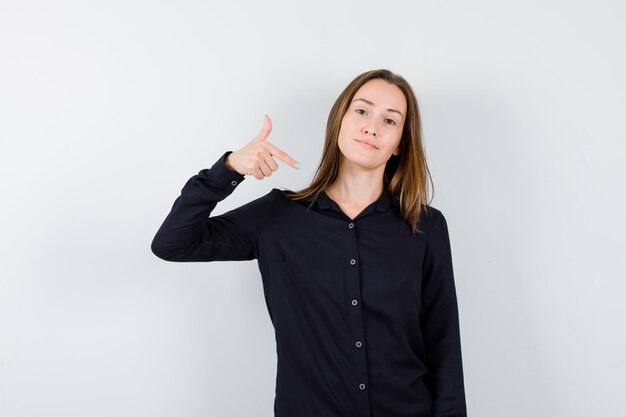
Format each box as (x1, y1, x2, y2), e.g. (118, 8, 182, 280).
(363, 126, 377, 136)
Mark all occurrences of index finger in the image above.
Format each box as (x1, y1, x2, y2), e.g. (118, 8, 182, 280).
(266, 142, 301, 169)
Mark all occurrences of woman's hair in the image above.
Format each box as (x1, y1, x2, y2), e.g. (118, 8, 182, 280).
(283, 68, 434, 235)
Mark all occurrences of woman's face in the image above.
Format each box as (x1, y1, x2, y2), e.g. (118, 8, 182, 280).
(336, 78, 406, 172)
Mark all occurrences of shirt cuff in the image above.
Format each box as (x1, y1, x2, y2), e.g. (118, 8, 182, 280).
(208, 150, 246, 189)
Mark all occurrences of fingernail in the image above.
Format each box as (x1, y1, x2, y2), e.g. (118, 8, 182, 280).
(295, 162, 302, 169)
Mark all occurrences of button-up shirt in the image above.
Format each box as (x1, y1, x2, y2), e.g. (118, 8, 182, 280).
(151, 151, 467, 417)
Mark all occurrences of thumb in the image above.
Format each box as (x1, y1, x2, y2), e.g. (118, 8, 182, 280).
(256, 114, 272, 141)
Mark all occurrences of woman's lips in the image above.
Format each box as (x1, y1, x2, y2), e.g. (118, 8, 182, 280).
(355, 139, 377, 149)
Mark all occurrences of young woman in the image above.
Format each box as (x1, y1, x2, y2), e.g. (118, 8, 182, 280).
(151, 69, 467, 417)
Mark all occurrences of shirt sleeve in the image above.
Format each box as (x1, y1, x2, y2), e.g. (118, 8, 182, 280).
(420, 209, 468, 417)
(150, 150, 274, 262)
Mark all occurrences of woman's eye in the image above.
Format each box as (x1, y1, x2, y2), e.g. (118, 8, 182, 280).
(355, 109, 395, 125)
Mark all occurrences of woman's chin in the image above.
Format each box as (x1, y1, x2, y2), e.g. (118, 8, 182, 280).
(340, 153, 386, 171)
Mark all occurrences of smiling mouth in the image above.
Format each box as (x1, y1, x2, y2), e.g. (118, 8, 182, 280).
(355, 139, 378, 149)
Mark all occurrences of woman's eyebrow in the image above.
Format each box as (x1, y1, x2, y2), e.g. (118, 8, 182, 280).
(352, 98, 404, 119)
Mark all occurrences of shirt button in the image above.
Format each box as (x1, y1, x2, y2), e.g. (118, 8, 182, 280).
(348, 222, 354, 229)
(230, 180, 238, 186)
(352, 299, 358, 306)
(350, 258, 356, 265)
(359, 383, 366, 390)
(355, 341, 362, 348)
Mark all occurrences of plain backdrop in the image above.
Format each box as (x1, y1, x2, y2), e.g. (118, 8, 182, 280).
(1, 1, 625, 416)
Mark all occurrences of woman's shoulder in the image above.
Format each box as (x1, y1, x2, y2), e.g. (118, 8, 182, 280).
(272, 187, 315, 203)
(417, 204, 447, 233)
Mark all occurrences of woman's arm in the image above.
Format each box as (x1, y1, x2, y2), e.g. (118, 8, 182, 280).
(150, 150, 274, 262)
(420, 209, 468, 417)
(151, 115, 298, 262)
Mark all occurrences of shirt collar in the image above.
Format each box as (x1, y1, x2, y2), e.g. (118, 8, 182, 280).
(310, 187, 396, 212)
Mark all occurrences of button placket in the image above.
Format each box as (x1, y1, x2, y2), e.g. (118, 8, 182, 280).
(345, 220, 370, 411)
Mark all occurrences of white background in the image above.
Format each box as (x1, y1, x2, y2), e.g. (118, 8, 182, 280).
(1, 1, 625, 416)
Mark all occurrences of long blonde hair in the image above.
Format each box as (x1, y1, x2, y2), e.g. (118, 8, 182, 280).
(283, 68, 434, 235)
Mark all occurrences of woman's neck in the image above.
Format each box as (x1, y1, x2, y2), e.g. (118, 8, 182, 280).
(325, 152, 389, 211)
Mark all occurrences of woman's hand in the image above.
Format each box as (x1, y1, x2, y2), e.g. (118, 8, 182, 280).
(225, 115, 301, 180)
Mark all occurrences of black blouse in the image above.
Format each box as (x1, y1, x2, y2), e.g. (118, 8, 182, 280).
(151, 151, 467, 417)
